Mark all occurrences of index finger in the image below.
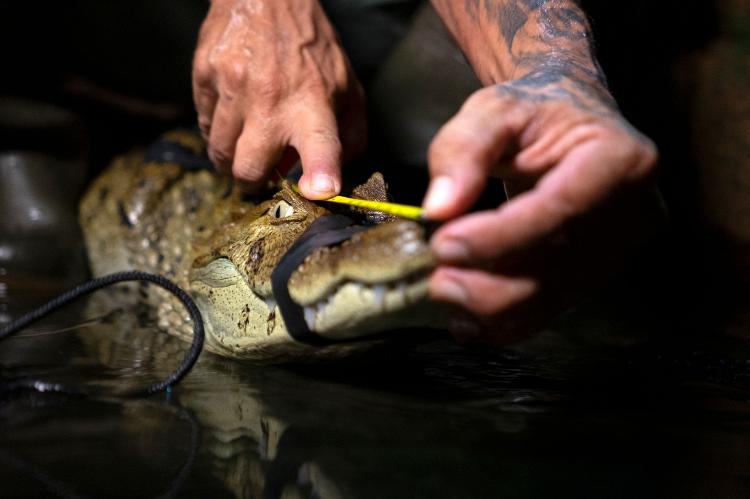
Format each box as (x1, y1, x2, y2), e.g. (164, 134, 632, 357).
(291, 104, 343, 200)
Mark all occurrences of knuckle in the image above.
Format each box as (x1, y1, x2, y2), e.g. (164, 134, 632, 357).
(192, 58, 213, 87)
(465, 87, 495, 109)
(504, 104, 534, 129)
(307, 127, 341, 149)
(232, 160, 266, 184)
(198, 118, 212, 138)
(588, 123, 659, 181)
(546, 176, 583, 220)
(208, 143, 233, 166)
(634, 139, 659, 177)
(332, 63, 353, 92)
(585, 122, 614, 141)
(221, 61, 248, 90)
(548, 187, 579, 220)
(254, 79, 282, 105)
(618, 134, 659, 181)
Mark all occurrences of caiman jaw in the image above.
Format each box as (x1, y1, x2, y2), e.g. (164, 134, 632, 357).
(286, 219, 435, 340)
(300, 270, 431, 333)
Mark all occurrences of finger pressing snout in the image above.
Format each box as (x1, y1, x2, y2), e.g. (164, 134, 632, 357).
(292, 107, 343, 200)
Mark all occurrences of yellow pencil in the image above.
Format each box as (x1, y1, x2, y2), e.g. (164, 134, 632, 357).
(290, 183, 425, 221)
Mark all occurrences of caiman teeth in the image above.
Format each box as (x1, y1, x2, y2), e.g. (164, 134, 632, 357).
(304, 307, 317, 331)
(303, 295, 333, 331)
(373, 284, 386, 310)
(300, 271, 428, 332)
(264, 296, 276, 313)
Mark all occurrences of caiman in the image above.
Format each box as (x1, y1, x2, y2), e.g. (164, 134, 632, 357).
(79, 130, 441, 362)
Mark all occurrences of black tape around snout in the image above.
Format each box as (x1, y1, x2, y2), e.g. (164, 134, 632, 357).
(271, 215, 370, 346)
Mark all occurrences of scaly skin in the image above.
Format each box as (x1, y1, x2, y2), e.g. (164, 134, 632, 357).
(79, 131, 439, 362)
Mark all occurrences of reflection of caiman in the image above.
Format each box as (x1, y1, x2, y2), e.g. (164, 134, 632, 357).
(79, 130, 442, 361)
(78, 313, 531, 499)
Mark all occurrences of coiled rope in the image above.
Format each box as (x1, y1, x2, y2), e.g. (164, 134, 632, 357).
(0, 271, 204, 396)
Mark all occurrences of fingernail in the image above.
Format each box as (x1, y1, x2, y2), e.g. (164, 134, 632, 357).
(433, 238, 471, 262)
(310, 174, 335, 196)
(432, 277, 469, 305)
(423, 176, 455, 216)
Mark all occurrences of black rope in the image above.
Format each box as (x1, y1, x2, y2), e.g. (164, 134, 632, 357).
(0, 271, 204, 397)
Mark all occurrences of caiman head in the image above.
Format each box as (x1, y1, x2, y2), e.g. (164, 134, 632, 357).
(187, 173, 439, 360)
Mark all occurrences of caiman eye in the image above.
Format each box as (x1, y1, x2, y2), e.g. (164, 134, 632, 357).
(270, 200, 294, 219)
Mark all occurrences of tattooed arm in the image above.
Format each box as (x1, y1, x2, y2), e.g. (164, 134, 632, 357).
(432, 0, 610, 95)
(422, 0, 660, 342)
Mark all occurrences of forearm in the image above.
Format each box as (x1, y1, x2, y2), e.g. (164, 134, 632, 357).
(431, 0, 612, 106)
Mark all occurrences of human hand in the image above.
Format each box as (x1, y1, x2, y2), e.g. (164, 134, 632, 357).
(192, 0, 366, 198)
(423, 77, 660, 344)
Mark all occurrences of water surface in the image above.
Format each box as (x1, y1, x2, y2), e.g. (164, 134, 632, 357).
(2, 272, 750, 499)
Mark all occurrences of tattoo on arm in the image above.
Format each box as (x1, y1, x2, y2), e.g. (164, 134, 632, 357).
(472, 0, 593, 47)
(499, 2, 527, 50)
(446, 0, 614, 112)
(539, 5, 589, 41)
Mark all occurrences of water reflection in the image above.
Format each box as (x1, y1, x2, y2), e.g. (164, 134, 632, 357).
(3, 292, 750, 498)
(0, 393, 203, 498)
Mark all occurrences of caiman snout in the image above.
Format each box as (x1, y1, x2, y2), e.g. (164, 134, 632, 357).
(288, 219, 436, 339)
(81, 132, 443, 360)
